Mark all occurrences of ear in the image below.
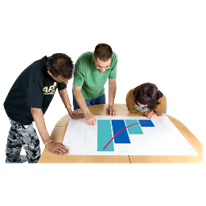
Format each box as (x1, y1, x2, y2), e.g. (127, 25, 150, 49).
(92, 54, 95, 61)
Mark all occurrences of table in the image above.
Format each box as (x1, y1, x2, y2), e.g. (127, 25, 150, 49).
(38, 104, 203, 163)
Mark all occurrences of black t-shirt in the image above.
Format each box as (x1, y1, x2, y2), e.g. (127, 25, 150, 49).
(4, 56, 66, 125)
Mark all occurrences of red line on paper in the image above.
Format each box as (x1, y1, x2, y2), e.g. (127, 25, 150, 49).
(103, 122, 146, 150)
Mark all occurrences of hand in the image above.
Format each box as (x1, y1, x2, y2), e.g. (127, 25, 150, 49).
(85, 112, 96, 125)
(45, 142, 69, 156)
(106, 106, 116, 116)
(146, 112, 157, 119)
(70, 112, 85, 119)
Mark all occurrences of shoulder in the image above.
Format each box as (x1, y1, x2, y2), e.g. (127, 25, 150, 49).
(77, 52, 92, 62)
(27, 56, 47, 72)
(126, 88, 140, 114)
(125, 87, 135, 104)
(158, 93, 167, 104)
(28, 56, 47, 82)
(112, 52, 118, 60)
(111, 52, 118, 66)
(154, 93, 167, 115)
(75, 52, 94, 73)
(75, 52, 92, 69)
(126, 88, 135, 100)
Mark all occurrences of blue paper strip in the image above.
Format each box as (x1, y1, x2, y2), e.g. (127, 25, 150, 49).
(111, 120, 131, 144)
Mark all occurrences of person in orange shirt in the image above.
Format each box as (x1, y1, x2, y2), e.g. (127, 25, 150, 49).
(126, 83, 167, 119)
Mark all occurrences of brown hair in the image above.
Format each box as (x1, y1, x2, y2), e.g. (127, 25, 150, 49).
(47, 53, 74, 78)
(94, 43, 113, 62)
(133, 83, 163, 110)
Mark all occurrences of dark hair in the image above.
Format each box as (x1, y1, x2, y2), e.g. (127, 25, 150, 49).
(47, 53, 74, 78)
(94, 43, 113, 62)
(133, 83, 163, 110)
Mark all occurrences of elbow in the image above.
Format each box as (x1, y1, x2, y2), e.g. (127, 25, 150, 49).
(31, 107, 36, 115)
(73, 85, 81, 95)
(31, 107, 41, 117)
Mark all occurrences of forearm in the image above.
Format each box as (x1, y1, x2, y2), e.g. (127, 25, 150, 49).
(31, 108, 50, 144)
(108, 79, 116, 107)
(58, 88, 73, 116)
(73, 85, 90, 114)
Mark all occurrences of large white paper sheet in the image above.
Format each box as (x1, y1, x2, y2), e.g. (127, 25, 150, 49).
(63, 116, 198, 155)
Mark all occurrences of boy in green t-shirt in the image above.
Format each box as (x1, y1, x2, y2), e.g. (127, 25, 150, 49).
(73, 43, 117, 125)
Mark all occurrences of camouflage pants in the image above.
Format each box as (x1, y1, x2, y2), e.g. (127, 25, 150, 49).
(6, 119, 41, 163)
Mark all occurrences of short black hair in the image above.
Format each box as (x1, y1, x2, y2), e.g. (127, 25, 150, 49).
(94, 43, 113, 62)
(47, 53, 74, 78)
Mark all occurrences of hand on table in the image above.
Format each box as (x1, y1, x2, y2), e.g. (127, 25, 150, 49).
(71, 112, 85, 119)
(85, 112, 96, 125)
(146, 112, 157, 119)
(106, 106, 116, 116)
(45, 142, 69, 156)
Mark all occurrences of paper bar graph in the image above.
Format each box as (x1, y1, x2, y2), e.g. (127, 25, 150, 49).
(63, 116, 198, 155)
(97, 119, 154, 152)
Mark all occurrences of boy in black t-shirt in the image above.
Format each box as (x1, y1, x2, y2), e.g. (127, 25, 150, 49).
(4, 53, 84, 163)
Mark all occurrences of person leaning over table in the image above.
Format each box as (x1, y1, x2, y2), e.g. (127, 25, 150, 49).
(73, 43, 118, 125)
(4, 53, 84, 163)
(126, 83, 167, 119)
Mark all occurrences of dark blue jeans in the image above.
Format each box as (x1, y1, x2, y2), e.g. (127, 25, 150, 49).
(73, 93, 106, 110)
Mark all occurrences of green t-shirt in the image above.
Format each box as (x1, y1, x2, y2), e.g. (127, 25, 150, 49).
(73, 51, 117, 99)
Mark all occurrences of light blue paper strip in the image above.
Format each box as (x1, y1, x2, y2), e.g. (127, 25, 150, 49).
(125, 120, 143, 134)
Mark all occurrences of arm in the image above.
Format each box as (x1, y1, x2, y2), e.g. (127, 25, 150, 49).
(31, 108, 69, 155)
(58, 88, 73, 116)
(106, 78, 117, 116)
(73, 85, 89, 114)
(73, 84, 96, 125)
(58, 88, 84, 119)
(108, 78, 117, 107)
(31, 108, 50, 144)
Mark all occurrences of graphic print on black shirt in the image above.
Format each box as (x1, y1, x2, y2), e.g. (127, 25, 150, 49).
(4, 56, 66, 125)
(43, 82, 57, 95)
